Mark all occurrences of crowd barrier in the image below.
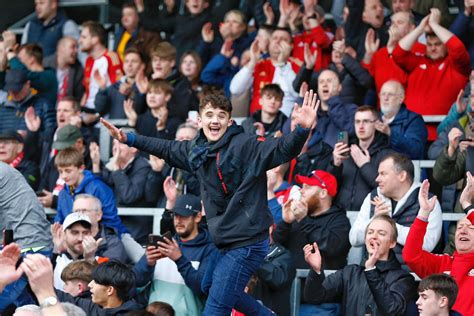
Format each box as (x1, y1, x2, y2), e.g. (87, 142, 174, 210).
(290, 211, 465, 316)
(47, 206, 464, 316)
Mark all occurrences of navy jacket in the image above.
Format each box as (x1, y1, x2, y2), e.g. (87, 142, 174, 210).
(0, 93, 56, 135)
(200, 54, 239, 97)
(388, 104, 427, 160)
(126, 124, 310, 249)
(100, 156, 152, 244)
(134, 228, 218, 296)
(26, 11, 69, 57)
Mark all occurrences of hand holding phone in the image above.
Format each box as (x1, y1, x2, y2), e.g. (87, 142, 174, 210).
(147, 231, 172, 247)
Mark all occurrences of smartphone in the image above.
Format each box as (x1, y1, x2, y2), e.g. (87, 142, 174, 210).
(36, 191, 46, 197)
(147, 231, 172, 246)
(3, 229, 13, 247)
(337, 131, 349, 157)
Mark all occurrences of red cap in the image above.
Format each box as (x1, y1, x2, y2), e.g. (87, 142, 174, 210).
(295, 170, 338, 197)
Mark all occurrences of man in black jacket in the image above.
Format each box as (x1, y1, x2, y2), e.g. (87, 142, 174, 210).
(101, 90, 319, 315)
(304, 214, 417, 315)
(328, 105, 392, 211)
(274, 170, 351, 270)
(91, 133, 151, 244)
(273, 169, 351, 315)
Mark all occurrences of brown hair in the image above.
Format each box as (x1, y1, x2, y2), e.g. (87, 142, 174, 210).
(82, 21, 107, 46)
(418, 274, 458, 310)
(179, 50, 202, 85)
(356, 105, 379, 118)
(198, 92, 232, 114)
(148, 79, 173, 96)
(146, 301, 175, 316)
(124, 46, 144, 63)
(55, 147, 84, 168)
(19, 43, 43, 64)
(58, 96, 81, 112)
(61, 260, 96, 284)
(260, 83, 284, 101)
(150, 42, 176, 61)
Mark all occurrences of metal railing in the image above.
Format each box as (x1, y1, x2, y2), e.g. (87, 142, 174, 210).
(290, 211, 465, 316)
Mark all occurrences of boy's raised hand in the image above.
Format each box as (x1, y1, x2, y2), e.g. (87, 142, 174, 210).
(292, 90, 319, 129)
(100, 118, 128, 143)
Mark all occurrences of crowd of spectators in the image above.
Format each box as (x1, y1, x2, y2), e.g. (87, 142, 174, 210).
(0, 0, 474, 315)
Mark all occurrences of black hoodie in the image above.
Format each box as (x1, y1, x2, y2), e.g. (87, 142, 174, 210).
(305, 251, 417, 316)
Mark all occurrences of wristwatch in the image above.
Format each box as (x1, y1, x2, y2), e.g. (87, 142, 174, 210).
(40, 296, 58, 308)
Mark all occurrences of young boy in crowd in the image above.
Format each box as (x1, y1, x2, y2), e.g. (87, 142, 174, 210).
(149, 42, 198, 121)
(124, 79, 181, 139)
(54, 147, 128, 235)
(416, 274, 460, 316)
(61, 260, 96, 298)
(102, 90, 319, 315)
(242, 84, 287, 137)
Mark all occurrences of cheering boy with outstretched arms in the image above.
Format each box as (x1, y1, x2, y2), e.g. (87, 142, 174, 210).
(101, 90, 319, 315)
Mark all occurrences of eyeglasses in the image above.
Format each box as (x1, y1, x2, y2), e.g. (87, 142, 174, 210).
(311, 172, 327, 189)
(74, 208, 97, 213)
(354, 119, 377, 125)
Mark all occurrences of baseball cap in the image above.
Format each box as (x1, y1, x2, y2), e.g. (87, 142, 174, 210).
(173, 194, 201, 217)
(295, 170, 338, 197)
(0, 130, 24, 143)
(53, 125, 82, 150)
(4, 69, 29, 93)
(63, 212, 92, 231)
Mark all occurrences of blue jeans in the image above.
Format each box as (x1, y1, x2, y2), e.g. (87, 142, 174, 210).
(299, 303, 341, 316)
(202, 239, 273, 316)
(0, 249, 51, 312)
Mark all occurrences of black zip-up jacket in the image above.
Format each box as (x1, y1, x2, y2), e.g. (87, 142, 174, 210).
(304, 251, 417, 316)
(327, 132, 392, 211)
(254, 243, 295, 316)
(125, 124, 310, 249)
(56, 290, 143, 316)
(273, 204, 351, 269)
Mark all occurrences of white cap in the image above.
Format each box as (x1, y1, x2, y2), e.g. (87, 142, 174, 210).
(62, 213, 92, 231)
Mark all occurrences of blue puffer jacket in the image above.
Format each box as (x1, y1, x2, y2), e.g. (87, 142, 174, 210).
(56, 170, 128, 235)
(388, 104, 427, 160)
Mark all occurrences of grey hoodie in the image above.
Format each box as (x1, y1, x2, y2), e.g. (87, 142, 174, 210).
(0, 162, 52, 250)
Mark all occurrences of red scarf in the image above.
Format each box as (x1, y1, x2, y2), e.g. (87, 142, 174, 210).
(9, 152, 24, 168)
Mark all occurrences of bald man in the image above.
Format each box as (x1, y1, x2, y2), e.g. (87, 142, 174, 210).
(43, 36, 85, 101)
(374, 80, 427, 159)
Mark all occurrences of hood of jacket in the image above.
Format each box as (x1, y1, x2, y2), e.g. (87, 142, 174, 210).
(64, 170, 101, 195)
(187, 124, 243, 170)
(176, 228, 213, 249)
